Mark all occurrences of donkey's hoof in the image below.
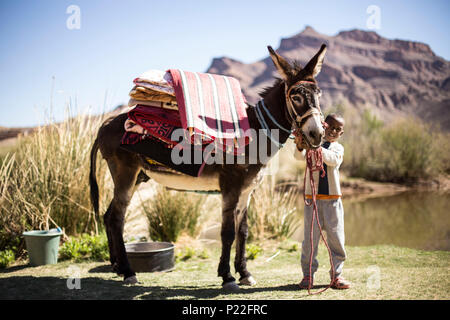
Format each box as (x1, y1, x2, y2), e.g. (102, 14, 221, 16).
(124, 275, 138, 285)
(239, 276, 257, 286)
(222, 281, 240, 291)
(112, 263, 123, 276)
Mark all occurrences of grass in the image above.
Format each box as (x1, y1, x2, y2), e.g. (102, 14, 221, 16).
(0, 242, 448, 300)
(0, 111, 113, 255)
(141, 186, 206, 242)
(59, 233, 109, 262)
(248, 176, 301, 241)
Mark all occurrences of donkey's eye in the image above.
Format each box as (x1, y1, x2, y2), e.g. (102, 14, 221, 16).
(292, 95, 303, 103)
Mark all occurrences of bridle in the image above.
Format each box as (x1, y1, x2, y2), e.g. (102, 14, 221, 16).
(285, 80, 327, 148)
(254, 80, 326, 149)
(285, 80, 324, 130)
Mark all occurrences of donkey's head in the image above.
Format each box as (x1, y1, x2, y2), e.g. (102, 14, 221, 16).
(268, 44, 327, 149)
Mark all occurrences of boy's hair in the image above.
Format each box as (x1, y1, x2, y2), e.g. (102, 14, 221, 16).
(325, 113, 345, 126)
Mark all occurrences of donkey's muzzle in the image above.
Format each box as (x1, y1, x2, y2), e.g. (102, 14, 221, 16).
(302, 129, 323, 149)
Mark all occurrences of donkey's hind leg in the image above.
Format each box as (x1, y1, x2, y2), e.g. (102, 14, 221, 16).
(103, 202, 117, 269)
(106, 157, 141, 284)
(105, 171, 147, 276)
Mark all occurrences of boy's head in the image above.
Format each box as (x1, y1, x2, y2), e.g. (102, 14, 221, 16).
(324, 114, 345, 142)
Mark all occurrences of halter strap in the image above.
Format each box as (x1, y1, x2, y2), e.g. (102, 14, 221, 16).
(254, 101, 285, 149)
(285, 80, 324, 128)
(296, 107, 323, 123)
(258, 100, 291, 134)
(286, 80, 317, 96)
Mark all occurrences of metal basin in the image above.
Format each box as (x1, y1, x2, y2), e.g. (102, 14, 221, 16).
(125, 242, 175, 272)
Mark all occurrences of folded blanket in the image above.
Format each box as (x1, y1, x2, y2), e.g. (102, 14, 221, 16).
(167, 69, 251, 150)
(129, 69, 176, 104)
(129, 86, 176, 103)
(134, 69, 173, 87)
(123, 105, 181, 145)
(122, 104, 214, 146)
(128, 98, 178, 110)
(134, 81, 175, 95)
(133, 69, 175, 94)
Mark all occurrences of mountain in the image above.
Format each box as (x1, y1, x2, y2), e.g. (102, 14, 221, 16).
(0, 126, 33, 141)
(207, 26, 450, 128)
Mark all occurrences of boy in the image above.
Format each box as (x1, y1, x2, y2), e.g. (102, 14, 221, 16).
(294, 113, 351, 290)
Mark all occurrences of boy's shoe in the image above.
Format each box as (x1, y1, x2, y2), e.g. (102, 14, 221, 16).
(298, 276, 313, 289)
(331, 277, 351, 289)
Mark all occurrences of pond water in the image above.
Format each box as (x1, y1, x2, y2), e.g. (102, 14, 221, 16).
(200, 191, 450, 252)
(340, 191, 450, 251)
(292, 191, 450, 251)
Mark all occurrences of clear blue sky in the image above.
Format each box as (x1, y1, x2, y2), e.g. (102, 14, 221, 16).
(0, 0, 449, 127)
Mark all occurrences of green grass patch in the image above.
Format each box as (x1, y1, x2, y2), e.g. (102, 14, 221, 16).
(1, 243, 448, 300)
(59, 233, 109, 262)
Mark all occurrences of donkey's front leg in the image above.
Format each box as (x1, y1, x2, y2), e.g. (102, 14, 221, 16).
(218, 194, 238, 290)
(234, 207, 256, 286)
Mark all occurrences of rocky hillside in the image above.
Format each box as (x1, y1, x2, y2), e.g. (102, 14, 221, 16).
(207, 26, 450, 128)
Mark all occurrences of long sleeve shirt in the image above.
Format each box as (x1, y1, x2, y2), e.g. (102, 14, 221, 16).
(294, 141, 344, 199)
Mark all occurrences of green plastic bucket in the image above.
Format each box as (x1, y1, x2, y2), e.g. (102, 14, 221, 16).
(23, 229, 62, 266)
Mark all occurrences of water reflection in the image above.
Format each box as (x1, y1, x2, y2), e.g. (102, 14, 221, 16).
(341, 192, 450, 251)
(201, 191, 450, 252)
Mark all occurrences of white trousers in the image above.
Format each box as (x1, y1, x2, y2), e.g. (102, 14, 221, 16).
(301, 198, 347, 279)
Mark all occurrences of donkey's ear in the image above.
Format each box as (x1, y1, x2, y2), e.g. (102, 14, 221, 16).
(268, 46, 292, 82)
(303, 44, 327, 78)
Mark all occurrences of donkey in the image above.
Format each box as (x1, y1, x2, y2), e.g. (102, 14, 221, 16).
(89, 44, 327, 289)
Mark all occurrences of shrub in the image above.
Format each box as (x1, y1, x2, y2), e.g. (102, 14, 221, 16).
(247, 176, 301, 241)
(141, 187, 206, 242)
(176, 247, 196, 262)
(0, 112, 113, 255)
(340, 110, 450, 183)
(59, 233, 109, 262)
(198, 249, 210, 259)
(246, 243, 263, 260)
(0, 249, 15, 269)
(287, 243, 299, 252)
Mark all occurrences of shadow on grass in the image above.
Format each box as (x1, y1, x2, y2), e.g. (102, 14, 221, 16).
(88, 264, 114, 273)
(0, 264, 30, 274)
(0, 273, 322, 300)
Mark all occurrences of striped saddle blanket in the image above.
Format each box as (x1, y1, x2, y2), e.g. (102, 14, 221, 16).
(167, 69, 251, 151)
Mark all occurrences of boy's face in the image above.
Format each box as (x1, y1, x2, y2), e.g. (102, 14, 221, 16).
(325, 117, 344, 142)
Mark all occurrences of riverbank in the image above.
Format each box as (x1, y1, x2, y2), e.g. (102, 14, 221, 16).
(0, 241, 448, 299)
(340, 174, 450, 200)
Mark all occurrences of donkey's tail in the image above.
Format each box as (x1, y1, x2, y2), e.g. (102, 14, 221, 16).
(89, 138, 100, 223)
